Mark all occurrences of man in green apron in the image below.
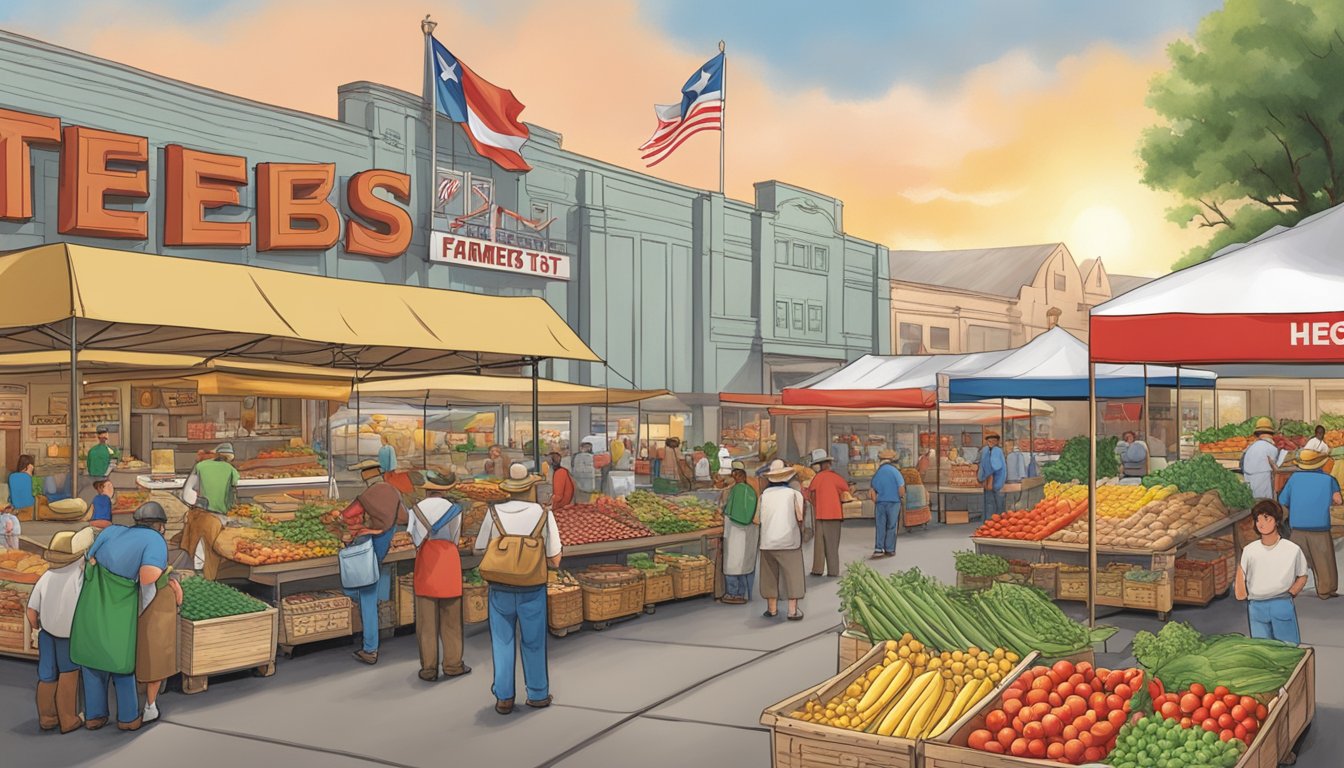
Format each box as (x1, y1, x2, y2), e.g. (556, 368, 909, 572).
(70, 502, 170, 731)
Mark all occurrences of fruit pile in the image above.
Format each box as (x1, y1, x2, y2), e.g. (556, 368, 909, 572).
(973, 497, 1085, 541)
(111, 490, 150, 514)
(240, 464, 326, 479)
(626, 491, 719, 534)
(179, 575, 268, 621)
(553, 502, 652, 546)
(256, 446, 316, 459)
(448, 481, 510, 503)
(233, 536, 339, 565)
(1042, 436, 1119, 483)
(1094, 483, 1178, 519)
(1029, 438, 1067, 454)
(966, 660, 1148, 763)
(1107, 713, 1247, 767)
(1151, 683, 1268, 747)
(1142, 454, 1254, 509)
(253, 505, 345, 549)
(1049, 490, 1230, 549)
(0, 550, 48, 581)
(791, 638, 1007, 740)
(1197, 418, 1308, 454)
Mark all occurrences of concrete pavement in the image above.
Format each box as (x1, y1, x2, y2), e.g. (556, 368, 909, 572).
(3, 520, 1339, 768)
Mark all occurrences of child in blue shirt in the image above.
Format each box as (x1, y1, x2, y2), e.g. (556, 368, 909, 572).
(90, 479, 115, 530)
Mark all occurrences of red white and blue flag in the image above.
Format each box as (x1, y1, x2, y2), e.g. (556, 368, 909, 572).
(432, 38, 531, 172)
(640, 52, 724, 167)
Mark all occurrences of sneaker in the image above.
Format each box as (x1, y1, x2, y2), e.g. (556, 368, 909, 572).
(526, 695, 553, 709)
(353, 650, 378, 665)
(141, 703, 160, 723)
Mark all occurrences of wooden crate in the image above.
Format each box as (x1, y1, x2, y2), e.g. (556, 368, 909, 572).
(837, 629, 874, 673)
(1174, 560, 1216, 606)
(178, 606, 278, 694)
(397, 574, 415, 626)
(945, 510, 970, 525)
(1234, 512, 1257, 550)
(1055, 568, 1088, 602)
(1232, 646, 1315, 768)
(642, 569, 675, 604)
(581, 579, 645, 626)
(1096, 565, 1132, 607)
(668, 559, 713, 598)
(278, 590, 352, 646)
(463, 582, 488, 624)
(1192, 538, 1235, 593)
(955, 573, 994, 591)
(547, 584, 583, 635)
(1028, 563, 1058, 598)
(1122, 572, 1172, 612)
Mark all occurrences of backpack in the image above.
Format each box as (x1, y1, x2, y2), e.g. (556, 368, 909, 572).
(477, 505, 549, 587)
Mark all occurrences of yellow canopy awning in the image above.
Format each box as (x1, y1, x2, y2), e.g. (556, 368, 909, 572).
(355, 374, 668, 406)
(0, 243, 599, 371)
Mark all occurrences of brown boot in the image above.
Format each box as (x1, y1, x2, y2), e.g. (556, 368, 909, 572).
(56, 671, 84, 733)
(36, 681, 59, 731)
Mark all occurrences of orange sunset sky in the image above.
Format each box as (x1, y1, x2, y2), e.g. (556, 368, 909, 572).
(1, 0, 1228, 277)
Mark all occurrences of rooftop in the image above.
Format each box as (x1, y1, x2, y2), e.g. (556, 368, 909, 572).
(890, 243, 1062, 299)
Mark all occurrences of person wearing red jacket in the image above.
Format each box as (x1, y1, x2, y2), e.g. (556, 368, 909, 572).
(548, 453, 575, 510)
(805, 449, 850, 578)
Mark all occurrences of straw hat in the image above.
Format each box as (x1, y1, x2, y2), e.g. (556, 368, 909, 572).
(45, 527, 96, 567)
(808, 448, 831, 467)
(877, 448, 898, 461)
(730, 460, 747, 472)
(1295, 448, 1329, 470)
(499, 462, 541, 493)
(763, 459, 797, 483)
(1253, 417, 1277, 436)
(348, 459, 381, 472)
(984, 431, 1001, 441)
(421, 470, 458, 491)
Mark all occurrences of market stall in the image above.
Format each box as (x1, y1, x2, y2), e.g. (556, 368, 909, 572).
(718, 393, 779, 470)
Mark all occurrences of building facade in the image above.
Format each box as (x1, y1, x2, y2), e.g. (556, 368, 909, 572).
(0, 31, 889, 450)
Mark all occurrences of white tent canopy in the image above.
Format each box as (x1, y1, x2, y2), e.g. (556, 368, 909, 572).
(781, 350, 1014, 408)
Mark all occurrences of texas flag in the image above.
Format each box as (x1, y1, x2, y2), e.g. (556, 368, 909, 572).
(431, 38, 531, 172)
(640, 52, 724, 167)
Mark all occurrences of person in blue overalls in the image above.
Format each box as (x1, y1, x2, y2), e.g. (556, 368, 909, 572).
(977, 432, 1007, 519)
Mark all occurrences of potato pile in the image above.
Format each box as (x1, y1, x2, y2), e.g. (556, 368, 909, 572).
(1049, 491, 1229, 550)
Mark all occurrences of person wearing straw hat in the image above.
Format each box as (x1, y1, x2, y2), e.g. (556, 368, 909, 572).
(1278, 448, 1341, 599)
(1242, 418, 1283, 501)
(348, 459, 384, 487)
(756, 459, 806, 620)
(870, 448, 906, 559)
(977, 432, 1007, 519)
(805, 449, 848, 579)
(340, 474, 406, 665)
(409, 471, 471, 683)
(28, 527, 97, 733)
(474, 463, 562, 714)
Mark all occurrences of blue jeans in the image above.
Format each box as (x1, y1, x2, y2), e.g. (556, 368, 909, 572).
(875, 502, 901, 553)
(1248, 595, 1301, 644)
(345, 567, 393, 653)
(982, 489, 1005, 519)
(37, 631, 77, 682)
(487, 585, 549, 702)
(83, 667, 139, 724)
(726, 572, 755, 600)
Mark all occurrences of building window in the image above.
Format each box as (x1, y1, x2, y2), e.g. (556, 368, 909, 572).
(774, 300, 789, 329)
(807, 303, 824, 333)
(1054, 273, 1066, 291)
(792, 242, 809, 268)
(899, 323, 923, 355)
(967, 325, 1011, 353)
(930, 326, 950, 351)
(775, 240, 789, 265)
(435, 169, 466, 216)
(1095, 270, 1102, 287)
(530, 202, 551, 224)
(792, 301, 804, 330)
(813, 245, 829, 272)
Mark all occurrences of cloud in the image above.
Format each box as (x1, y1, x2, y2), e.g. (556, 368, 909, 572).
(0, 0, 1205, 276)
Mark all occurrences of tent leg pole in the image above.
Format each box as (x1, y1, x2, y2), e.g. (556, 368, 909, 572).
(1088, 362, 1098, 629)
(1029, 398, 1035, 471)
(935, 402, 942, 523)
(327, 402, 336, 498)
(70, 316, 79, 501)
(532, 358, 541, 471)
(1142, 364, 1150, 463)
(355, 363, 361, 465)
(423, 396, 429, 473)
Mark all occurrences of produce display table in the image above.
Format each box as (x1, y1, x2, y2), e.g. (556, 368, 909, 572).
(136, 474, 332, 496)
(560, 527, 722, 558)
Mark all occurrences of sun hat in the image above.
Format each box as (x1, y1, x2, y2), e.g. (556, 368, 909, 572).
(1253, 417, 1277, 436)
(132, 501, 168, 523)
(763, 459, 797, 483)
(1295, 448, 1329, 470)
(213, 442, 235, 457)
(877, 448, 897, 460)
(499, 462, 542, 493)
(984, 431, 1000, 440)
(421, 470, 458, 490)
(45, 527, 97, 567)
(731, 460, 747, 472)
(348, 459, 381, 471)
(808, 448, 832, 467)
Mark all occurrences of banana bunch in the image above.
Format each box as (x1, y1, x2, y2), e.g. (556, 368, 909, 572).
(876, 670, 995, 739)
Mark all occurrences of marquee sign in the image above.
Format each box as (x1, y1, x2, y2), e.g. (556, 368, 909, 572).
(430, 230, 570, 281)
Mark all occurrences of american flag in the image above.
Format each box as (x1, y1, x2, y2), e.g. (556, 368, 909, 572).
(639, 52, 724, 167)
(436, 176, 461, 207)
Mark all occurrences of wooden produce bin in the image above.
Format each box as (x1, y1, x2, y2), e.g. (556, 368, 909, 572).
(662, 557, 713, 598)
(278, 590, 352, 655)
(580, 576, 645, 630)
(1122, 571, 1172, 614)
(641, 569, 675, 607)
(1173, 559, 1216, 606)
(547, 584, 583, 637)
(1055, 566, 1088, 602)
(0, 581, 37, 660)
(837, 628, 874, 672)
(178, 605, 278, 694)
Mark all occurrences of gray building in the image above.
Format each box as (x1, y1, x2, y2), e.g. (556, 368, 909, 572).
(0, 30, 889, 448)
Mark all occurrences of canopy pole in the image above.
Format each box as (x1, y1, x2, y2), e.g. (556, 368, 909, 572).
(326, 401, 336, 498)
(935, 401, 942, 522)
(423, 394, 429, 474)
(532, 358, 541, 471)
(1143, 364, 1150, 473)
(354, 361, 361, 465)
(1088, 361, 1098, 628)
(1029, 398, 1035, 471)
(69, 316, 79, 501)
(1176, 367, 1183, 456)
(1000, 397, 1006, 443)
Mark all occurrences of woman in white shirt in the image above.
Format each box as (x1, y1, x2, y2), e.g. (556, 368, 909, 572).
(1235, 500, 1308, 644)
(755, 460, 806, 620)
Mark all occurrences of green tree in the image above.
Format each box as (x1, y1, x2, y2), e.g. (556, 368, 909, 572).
(1140, 0, 1344, 270)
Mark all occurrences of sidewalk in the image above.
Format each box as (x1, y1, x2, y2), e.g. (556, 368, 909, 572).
(3, 521, 1340, 768)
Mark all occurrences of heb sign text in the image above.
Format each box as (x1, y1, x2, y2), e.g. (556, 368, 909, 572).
(1290, 322, 1344, 346)
(430, 231, 570, 281)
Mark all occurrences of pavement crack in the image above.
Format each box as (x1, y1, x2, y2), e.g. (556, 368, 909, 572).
(159, 720, 413, 768)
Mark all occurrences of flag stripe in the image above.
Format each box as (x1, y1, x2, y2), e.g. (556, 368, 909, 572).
(642, 113, 723, 160)
(644, 122, 721, 167)
(640, 103, 723, 151)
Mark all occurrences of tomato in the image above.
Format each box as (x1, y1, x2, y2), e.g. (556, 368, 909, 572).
(1084, 746, 1106, 763)
(984, 740, 1005, 754)
(997, 727, 1017, 749)
(1189, 682, 1207, 697)
(1108, 709, 1127, 729)
(1180, 693, 1200, 713)
(1241, 695, 1258, 711)
(1047, 741, 1066, 760)
(1209, 701, 1228, 719)
(1042, 713, 1064, 738)
(1075, 683, 1094, 699)
(1068, 673, 1085, 686)
(1010, 738, 1030, 757)
(1114, 683, 1132, 700)
(1027, 689, 1049, 706)
(1180, 717, 1193, 729)
(1076, 662, 1094, 679)
(1052, 660, 1076, 680)
(1234, 724, 1248, 741)
(1019, 704, 1041, 724)
(1078, 730, 1095, 748)
(1033, 676, 1055, 692)
(1062, 724, 1079, 741)
(1193, 707, 1210, 724)
(1002, 687, 1024, 701)
(1241, 716, 1259, 732)
(1023, 721, 1045, 740)
(1223, 694, 1240, 709)
(1072, 714, 1092, 732)
(1048, 692, 1063, 708)
(1160, 701, 1180, 719)
(1056, 681, 1075, 699)
(985, 710, 1008, 732)
(1220, 729, 1235, 742)
(1027, 738, 1047, 758)
(1065, 695, 1088, 718)
(1105, 694, 1125, 712)
(1032, 702, 1051, 721)
(968, 729, 993, 751)
(1231, 704, 1248, 721)
(1089, 692, 1107, 712)
(1202, 718, 1219, 732)
(1203, 693, 1217, 710)
(1003, 699, 1024, 717)
(1063, 739, 1086, 763)
(1091, 721, 1114, 740)
(1214, 685, 1230, 697)
(1256, 704, 1269, 721)
(1104, 670, 1126, 691)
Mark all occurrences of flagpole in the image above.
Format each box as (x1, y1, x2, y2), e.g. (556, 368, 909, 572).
(718, 39, 726, 196)
(422, 15, 437, 261)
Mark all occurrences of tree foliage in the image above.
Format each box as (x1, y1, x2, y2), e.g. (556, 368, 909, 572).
(1139, 0, 1344, 270)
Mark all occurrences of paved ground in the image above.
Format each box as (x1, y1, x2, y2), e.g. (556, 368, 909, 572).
(3, 520, 1340, 768)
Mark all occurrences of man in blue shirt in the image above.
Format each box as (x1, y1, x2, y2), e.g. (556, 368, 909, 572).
(1278, 449, 1341, 599)
(869, 449, 906, 559)
(977, 432, 1008, 520)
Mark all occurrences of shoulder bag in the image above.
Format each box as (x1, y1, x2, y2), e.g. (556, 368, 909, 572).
(477, 505, 549, 587)
(339, 535, 379, 589)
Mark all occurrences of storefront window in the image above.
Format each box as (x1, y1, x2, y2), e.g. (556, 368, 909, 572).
(930, 326, 950, 351)
(1272, 389, 1304, 422)
(1218, 390, 1248, 424)
(899, 323, 923, 355)
(967, 325, 1010, 353)
(510, 410, 572, 454)
(720, 407, 774, 462)
(1317, 390, 1344, 418)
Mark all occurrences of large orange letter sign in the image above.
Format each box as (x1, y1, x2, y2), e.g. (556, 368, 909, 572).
(344, 169, 412, 258)
(256, 162, 339, 251)
(0, 108, 61, 221)
(57, 125, 149, 239)
(163, 145, 249, 246)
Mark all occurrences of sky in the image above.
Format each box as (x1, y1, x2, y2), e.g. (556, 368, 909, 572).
(0, 0, 1229, 276)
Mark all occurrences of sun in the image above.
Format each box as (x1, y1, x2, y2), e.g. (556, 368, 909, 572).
(1069, 205, 1134, 265)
